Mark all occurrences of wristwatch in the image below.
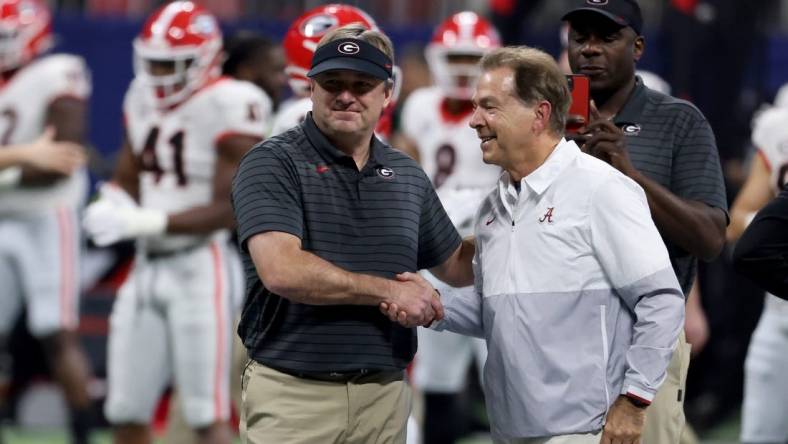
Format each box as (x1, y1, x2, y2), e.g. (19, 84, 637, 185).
(624, 393, 650, 409)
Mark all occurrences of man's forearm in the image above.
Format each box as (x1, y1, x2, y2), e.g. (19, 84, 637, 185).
(20, 166, 66, 185)
(727, 207, 757, 242)
(633, 172, 725, 261)
(250, 238, 393, 306)
(430, 237, 475, 287)
(0, 147, 29, 168)
(167, 201, 235, 234)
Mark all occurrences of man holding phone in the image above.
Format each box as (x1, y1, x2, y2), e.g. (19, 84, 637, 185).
(563, 0, 728, 442)
(565, 74, 590, 134)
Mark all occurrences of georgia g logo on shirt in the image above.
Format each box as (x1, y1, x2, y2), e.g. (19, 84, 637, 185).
(376, 166, 395, 179)
(622, 124, 641, 136)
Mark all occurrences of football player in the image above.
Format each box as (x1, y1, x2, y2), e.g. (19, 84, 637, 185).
(163, 29, 283, 444)
(222, 32, 287, 114)
(271, 4, 400, 141)
(727, 87, 788, 444)
(0, 1, 94, 442)
(82, 2, 269, 443)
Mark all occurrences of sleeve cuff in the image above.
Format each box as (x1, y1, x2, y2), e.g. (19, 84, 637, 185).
(429, 289, 452, 331)
(428, 318, 445, 330)
(621, 384, 656, 404)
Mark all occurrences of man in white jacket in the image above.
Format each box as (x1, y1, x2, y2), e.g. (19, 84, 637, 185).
(382, 46, 685, 444)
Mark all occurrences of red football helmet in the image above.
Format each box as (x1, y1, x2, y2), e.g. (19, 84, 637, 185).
(133, 1, 222, 108)
(0, 0, 52, 73)
(283, 4, 377, 97)
(426, 11, 501, 100)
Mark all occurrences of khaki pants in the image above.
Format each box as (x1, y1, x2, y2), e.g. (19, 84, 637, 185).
(499, 432, 602, 444)
(642, 331, 692, 444)
(241, 360, 410, 444)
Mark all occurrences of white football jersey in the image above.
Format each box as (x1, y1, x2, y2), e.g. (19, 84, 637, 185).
(752, 106, 788, 193)
(401, 86, 500, 192)
(270, 96, 310, 137)
(124, 77, 271, 251)
(0, 54, 91, 215)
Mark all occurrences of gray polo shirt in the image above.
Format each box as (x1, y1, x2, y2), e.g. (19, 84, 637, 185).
(614, 77, 728, 295)
(231, 113, 461, 373)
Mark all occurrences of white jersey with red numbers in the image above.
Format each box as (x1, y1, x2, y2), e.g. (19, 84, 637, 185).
(124, 76, 270, 252)
(270, 96, 310, 137)
(0, 54, 91, 215)
(753, 106, 788, 192)
(401, 86, 500, 192)
(402, 86, 496, 395)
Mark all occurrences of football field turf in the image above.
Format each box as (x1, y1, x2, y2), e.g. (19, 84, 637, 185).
(0, 410, 742, 444)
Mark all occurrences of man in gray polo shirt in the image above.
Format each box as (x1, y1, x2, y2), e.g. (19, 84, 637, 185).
(231, 24, 474, 443)
(563, 0, 728, 442)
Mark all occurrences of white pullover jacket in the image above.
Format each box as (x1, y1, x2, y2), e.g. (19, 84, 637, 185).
(434, 139, 685, 440)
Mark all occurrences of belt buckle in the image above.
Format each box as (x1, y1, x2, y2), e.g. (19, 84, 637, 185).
(295, 368, 372, 383)
(327, 369, 368, 382)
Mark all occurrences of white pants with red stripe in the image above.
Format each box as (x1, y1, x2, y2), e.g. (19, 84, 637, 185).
(741, 293, 788, 443)
(0, 207, 80, 337)
(104, 240, 234, 427)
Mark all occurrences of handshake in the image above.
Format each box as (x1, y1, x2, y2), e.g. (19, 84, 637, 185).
(379, 272, 444, 328)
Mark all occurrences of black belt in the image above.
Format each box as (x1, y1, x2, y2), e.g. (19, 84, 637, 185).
(145, 242, 207, 260)
(272, 365, 383, 383)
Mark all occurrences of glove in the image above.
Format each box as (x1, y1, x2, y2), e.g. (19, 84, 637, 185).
(83, 187, 167, 247)
(0, 166, 22, 189)
(96, 181, 137, 208)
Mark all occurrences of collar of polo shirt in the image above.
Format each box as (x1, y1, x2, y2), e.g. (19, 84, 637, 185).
(613, 76, 647, 127)
(303, 112, 386, 168)
(500, 139, 578, 198)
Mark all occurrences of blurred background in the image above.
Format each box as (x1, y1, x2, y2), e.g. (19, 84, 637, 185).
(2, 0, 787, 442)
(51, 0, 786, 169)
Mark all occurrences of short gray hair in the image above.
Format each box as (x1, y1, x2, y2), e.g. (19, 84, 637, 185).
(317, 23, 395, 63)
(480, 46, 570, 135)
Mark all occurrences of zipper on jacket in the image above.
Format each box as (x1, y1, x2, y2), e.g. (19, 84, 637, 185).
(507, 215, 517, 288)
(600, 305, 610, 411)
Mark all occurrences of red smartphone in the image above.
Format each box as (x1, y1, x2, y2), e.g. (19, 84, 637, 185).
(566, 74, 590, 134)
